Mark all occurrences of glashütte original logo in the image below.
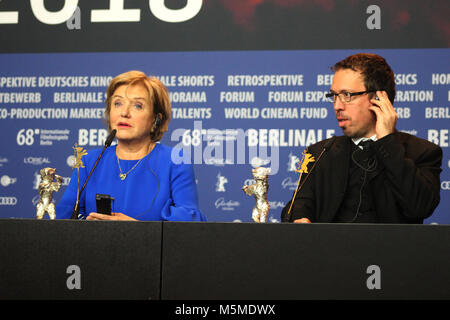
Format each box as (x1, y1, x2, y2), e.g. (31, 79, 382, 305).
(215, 197, 240, 211)
(0, 157, 8, 167)
(281, 177, 298, 190)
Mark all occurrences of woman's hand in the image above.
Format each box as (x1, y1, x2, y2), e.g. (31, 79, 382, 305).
(86, 212, 137, 221)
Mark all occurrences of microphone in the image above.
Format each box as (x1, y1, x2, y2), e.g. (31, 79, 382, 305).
(284, 136, 336, 221)
(104, 129, 116, 147)
(71, 129, 116, 219)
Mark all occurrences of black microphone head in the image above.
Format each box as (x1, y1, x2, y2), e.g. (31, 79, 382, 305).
(105, 129, 116, 147)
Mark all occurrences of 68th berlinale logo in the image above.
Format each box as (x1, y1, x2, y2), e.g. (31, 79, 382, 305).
(441, 181, 450, 190)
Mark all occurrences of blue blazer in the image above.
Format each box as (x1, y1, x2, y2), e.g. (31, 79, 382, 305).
(56, 143, 206, 221)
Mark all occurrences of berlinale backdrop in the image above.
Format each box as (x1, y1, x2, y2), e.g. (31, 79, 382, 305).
(0, 0, 448, 223)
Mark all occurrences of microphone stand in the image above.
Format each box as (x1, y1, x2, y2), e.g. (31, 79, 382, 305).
(286, 136, 336, 220)
(71, 130, 116, 219)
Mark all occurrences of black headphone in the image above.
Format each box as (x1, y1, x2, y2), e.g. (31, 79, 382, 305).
(154, 113, 162, 129)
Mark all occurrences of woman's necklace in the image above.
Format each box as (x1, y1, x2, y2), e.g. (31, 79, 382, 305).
(117, 143, 155, 181)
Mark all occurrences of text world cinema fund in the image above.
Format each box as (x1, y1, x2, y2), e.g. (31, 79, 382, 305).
(0, 0, 203, 24)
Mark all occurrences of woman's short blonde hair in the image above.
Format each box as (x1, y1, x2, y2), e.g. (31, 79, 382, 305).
(104, 70, 171, 142)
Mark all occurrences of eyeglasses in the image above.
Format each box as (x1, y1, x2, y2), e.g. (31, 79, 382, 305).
(325, 90, 375, 104)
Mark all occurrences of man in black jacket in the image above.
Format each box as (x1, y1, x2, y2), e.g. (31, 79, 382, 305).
(281, 53, 442, 223)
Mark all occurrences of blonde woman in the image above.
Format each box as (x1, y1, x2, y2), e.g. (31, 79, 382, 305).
(57, 70, 206, 221)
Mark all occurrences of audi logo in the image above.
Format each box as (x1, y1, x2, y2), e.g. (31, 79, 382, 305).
(442, 181, 450, 190)
(0, 196, 18, 205)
